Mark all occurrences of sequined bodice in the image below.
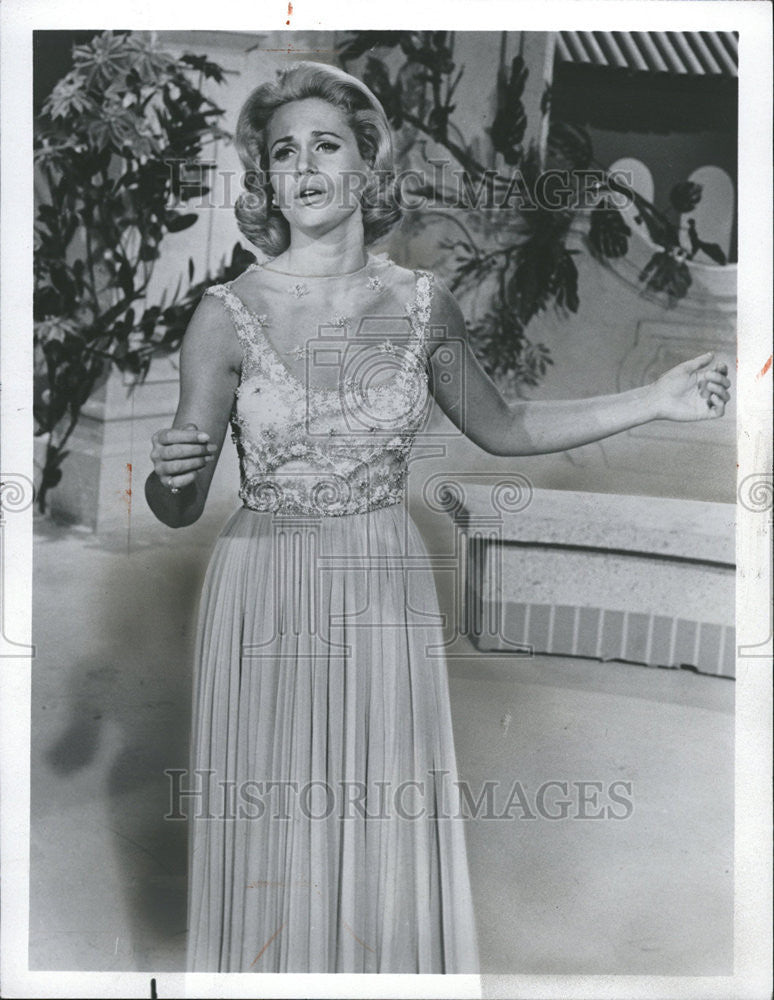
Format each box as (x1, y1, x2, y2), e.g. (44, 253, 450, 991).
(204, 254, 435, 516)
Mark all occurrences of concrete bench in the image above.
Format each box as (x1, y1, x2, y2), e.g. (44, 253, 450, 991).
(449, 484, 736, 678)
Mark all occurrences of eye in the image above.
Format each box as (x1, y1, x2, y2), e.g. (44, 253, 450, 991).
(271, 140, 340, 161)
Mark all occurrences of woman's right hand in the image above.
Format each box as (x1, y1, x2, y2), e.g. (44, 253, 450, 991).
(150, 421, 217, 492)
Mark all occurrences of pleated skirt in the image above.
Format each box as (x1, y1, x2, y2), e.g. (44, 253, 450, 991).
(185, 501, 480, 973)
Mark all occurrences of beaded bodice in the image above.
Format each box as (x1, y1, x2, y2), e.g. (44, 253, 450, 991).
(204, 253, 435, 516)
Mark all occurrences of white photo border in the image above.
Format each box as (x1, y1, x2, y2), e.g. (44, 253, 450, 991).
(1, 2, 771, 998)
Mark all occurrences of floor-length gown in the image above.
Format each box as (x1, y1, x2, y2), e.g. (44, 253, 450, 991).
(185, 251, 480, 973)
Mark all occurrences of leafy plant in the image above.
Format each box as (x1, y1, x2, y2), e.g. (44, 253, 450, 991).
(638, 248, 692, 305)
(33, 30, 236, 511)
(603, 172, 727, 288)
(337, 31, 730, 393)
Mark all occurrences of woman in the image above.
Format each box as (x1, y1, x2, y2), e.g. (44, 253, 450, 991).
(145, 61, 730, 974)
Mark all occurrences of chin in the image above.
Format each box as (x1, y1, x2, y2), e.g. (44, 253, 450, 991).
(292, 210, 357, 236)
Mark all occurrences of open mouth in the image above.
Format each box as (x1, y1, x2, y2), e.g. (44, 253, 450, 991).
(298, 188, 327, 205)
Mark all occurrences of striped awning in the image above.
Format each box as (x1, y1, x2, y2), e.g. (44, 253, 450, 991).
(555, 31, 738, 77)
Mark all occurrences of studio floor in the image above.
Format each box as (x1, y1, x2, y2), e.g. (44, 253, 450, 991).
(27, 504, 734, 986)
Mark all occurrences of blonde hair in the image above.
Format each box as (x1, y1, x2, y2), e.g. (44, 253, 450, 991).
(234, 61, 403, 256)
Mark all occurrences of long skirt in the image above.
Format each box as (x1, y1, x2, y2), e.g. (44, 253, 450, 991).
(185, 501, 480, 973)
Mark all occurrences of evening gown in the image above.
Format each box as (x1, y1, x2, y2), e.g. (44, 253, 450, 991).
(185, 251, 480, 973)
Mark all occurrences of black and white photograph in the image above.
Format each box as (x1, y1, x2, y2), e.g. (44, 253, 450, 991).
(1, 2, 771, 998)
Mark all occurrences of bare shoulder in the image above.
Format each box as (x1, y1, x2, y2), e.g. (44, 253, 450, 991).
(227, 264, 279, 317)
(180, 284, 243, 376)
(387, 259, 419, 285)
(228, 265, 262, 297)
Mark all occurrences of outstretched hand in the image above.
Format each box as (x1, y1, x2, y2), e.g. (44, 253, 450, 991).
(651, 352, 731, 422)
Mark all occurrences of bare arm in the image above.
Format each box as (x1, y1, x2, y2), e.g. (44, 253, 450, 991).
(425, 278, 730, 457)
(145, 293, 241, 527)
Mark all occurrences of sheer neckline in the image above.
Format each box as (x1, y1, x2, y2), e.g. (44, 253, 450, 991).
(248, 252, 391, 279)
(215, 267, 433, 403)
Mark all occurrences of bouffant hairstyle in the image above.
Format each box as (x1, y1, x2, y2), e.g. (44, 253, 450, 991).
(234, 61, 403, 256)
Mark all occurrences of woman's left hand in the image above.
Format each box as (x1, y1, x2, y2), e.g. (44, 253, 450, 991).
(651, 352, 731, 422)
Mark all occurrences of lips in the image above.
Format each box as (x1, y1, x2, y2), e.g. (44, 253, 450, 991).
(299, 193, 325, 205)
(298, 182, 327, 202)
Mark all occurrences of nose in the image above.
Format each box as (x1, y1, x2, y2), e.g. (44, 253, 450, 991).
(295, 143, 318, 176)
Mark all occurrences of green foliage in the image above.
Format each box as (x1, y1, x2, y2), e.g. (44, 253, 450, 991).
(337, 31, 730, 393)
(639, 248, 692, 305)
(670, 180, 703, 213)
(337, 32, 588, 392)
(436, 141, 580, 390)
(589, 198, 631, 259)
(490, 56, 529, 165)
(33, 30, 234, 511)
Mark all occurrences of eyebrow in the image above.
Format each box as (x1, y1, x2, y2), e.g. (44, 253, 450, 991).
(270, 130, 344, 151)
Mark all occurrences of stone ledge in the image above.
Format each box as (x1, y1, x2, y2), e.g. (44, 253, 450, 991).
(454, 484, 735, 565)
(453, 486, 736, 679)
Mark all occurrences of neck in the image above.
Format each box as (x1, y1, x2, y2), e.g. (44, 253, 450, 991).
(280, 215, 369, 276)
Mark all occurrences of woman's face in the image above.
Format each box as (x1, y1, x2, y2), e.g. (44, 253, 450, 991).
(265, 97, 372, 237)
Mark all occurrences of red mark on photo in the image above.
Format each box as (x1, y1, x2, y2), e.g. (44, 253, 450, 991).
(756, 354, 772, 380)
(121, 463, 132, 510)
(250, 921, 285, 967)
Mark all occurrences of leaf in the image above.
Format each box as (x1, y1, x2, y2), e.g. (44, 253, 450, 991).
(547, 121, 593, 171)
(42, 340, 64, 364)
(697, 241, 726, 266)
(72, 30, 134, 89)
(362, 57, 395, 108)
(139, 305, 162, 334)
(41, 466, 63, 490)
(336, 31, 405, 63)
(43, 71, 94, 120)
(139, 242, 161, 262)
(427, 106, 450, 139)
(637, 203, 678, 249)
(638, 249, 692, 303)
(180, 52, 229, 83)
(589, 199, 631, 259)
(117, 260, 135, 298)
(670, 180, 703, 213)
(554, 251, 579, 313)
(490, 104, 526, 165)
(505, 55, 528, 102)
(165, 212, 199, 233)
